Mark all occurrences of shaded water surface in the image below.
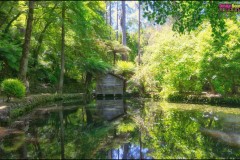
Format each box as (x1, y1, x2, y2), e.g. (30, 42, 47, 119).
(0, 99, 240, 159)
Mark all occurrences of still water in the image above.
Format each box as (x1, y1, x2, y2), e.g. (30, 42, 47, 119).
(0, 99, 240, 159)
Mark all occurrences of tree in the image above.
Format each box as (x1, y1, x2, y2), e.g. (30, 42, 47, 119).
(121, 1, 127, 61)
(58, 2, 65, 94)
(141, 1, 236, 46)
(105, 40, 130, 65)
(0, 1, 112, 94)
(116, 1, 119, 41)
(109, 1, 112, 39)
(3, 11, 22, 34)
(199, 20, 240, 95)
(19, 1, 34, 83)
(138, 2, 141, 65)
(32, 2, 58, 67)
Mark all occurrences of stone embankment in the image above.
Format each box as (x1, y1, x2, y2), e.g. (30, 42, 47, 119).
(0, 93, 84, 123)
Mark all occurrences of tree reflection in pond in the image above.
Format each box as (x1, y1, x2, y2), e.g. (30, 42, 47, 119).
(0, 100, 240, 159)
(131, 101, 240, 159)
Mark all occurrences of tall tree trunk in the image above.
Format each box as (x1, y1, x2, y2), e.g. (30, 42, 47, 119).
(114, 1, 118, 65)
(121, 1, 127, 61)
(19, 1, 34, 83)
(58, 2, 65, 94)
(105, 1, 108, 25)
(109, 1, 112, 39)
(116, 1, 118, 41)
(138, 2, 141, 65)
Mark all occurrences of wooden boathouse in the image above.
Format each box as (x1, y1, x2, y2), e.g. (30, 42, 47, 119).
(96, 73, 125, 97)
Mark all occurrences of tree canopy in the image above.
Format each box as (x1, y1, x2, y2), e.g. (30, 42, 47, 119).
(0, 1, 239, 97)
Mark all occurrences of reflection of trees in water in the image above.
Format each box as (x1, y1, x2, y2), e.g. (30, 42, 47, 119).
(59, 104, 64, 159)
(132, 102, 240, 159)
(122, 143, 130, 159)
(1, 101, 240, 159)
(22, 103, 119, 159)
(85, 108, 93, 124)
(1, 103, 92, 159)
(28, 125, 43, 158)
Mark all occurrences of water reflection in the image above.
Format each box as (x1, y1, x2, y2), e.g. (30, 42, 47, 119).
(200, 128, 240, 148)
(96, 99, 125, 121)
(0, 100, 240, 159)
(59, 104, 64, 159)
(109, 143, 151, 159)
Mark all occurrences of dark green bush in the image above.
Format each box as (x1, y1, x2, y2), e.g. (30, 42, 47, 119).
(1, 79, 26, 102)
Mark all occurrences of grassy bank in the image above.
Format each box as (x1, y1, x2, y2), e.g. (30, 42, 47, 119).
(0, 93, 85, 123)
(167, 93, 240, 107)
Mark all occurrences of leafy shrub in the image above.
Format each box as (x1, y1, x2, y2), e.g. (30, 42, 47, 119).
(115, 61, 135, 78)
(1, 79, 26, 102)
(117, 122, 136, 133)
(81, 58, 111, 75)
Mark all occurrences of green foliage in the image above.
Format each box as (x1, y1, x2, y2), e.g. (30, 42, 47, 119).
(131, 19, 240, 97)
(115, 61, 135, 78)
(0, 39, 22, 71)
(81, 58, 111, 75)
(126, 33, 138, 62)
(142, 1, 234, 45)
(9, 93, 84, 119)
(2, 99, 240, 158)
(1, 79, 26, 101)
(0, 0, 238, 97)
(104, 40, 131, 64)
(0, 1, 113, 91)
(131, 24, 201, 97)
(199, 20, 240, 95)
(0, 133, 25, 152)
(117, 122, 136, 133)
(0, 2, 27, 77)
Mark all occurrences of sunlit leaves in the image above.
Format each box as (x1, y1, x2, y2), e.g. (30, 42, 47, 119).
(142, 0, 235, 45)
(132, 24, 202, 96)
(131, 17, 239, 96)
(115, 61, 135, 78)
(117, 122, 136, 133)
(199, 20, 240, 95)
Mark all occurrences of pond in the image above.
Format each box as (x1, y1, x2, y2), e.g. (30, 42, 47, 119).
(0, 99, 240, 159)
